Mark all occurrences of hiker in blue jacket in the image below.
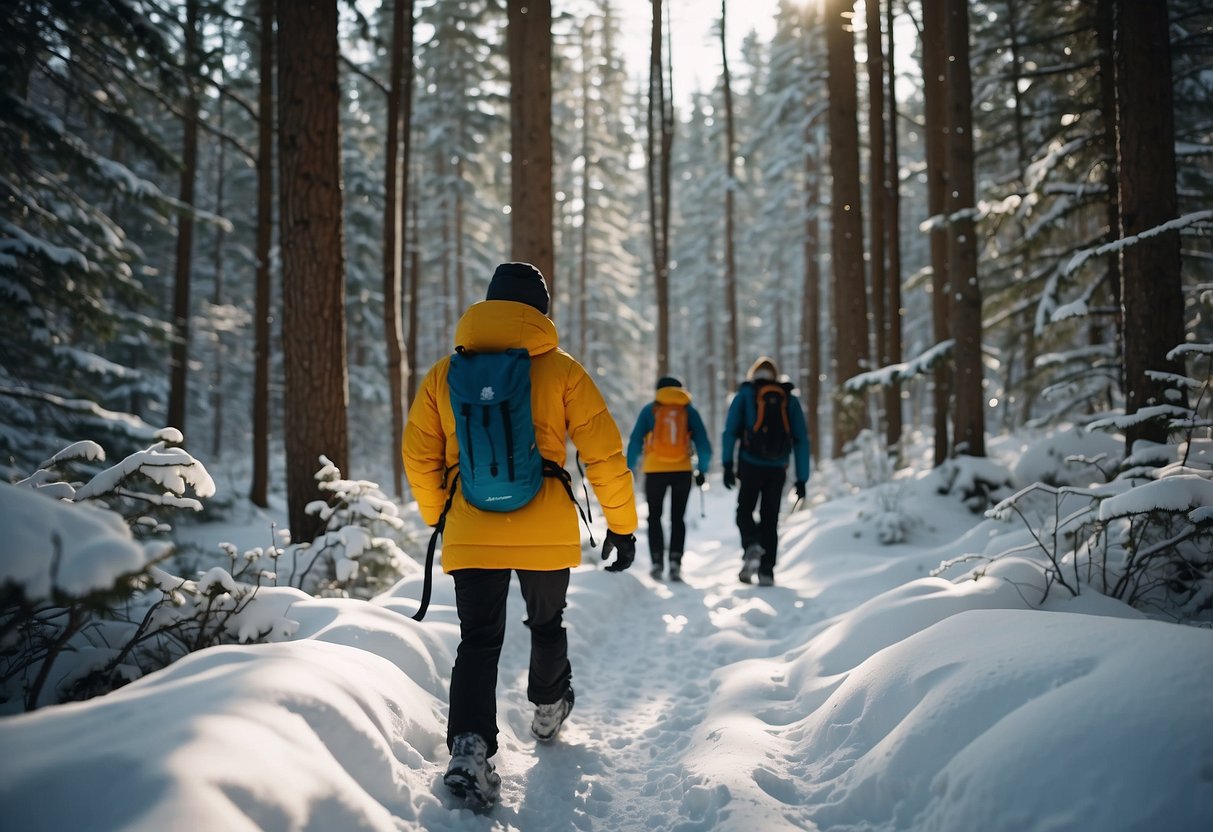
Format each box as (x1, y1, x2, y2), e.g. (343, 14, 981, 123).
(626, 376, 713, 581)
(720, 356, 810, 586)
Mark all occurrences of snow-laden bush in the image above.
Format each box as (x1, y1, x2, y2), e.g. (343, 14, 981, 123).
(0, 434, 295, 712)
(936, 347, 1213, 622)
(854, 483, 919, 545)
(933, 453, 1014, 512)
(977, 439, 1213, 622)
(282, 456, 413, 599)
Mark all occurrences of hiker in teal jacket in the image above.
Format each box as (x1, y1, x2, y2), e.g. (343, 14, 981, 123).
(720, 356, 810, 585)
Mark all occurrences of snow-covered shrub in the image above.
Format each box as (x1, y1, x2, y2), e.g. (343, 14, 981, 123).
(0, 435, 294, 712)
(860, 483, 918, 545)
(14, 427, 217, 536)
(1010, 425, 1123, 487)
(934, 454, 1014, 512)
(983, 439, 1213, 622)
(282, 456, 413, 599)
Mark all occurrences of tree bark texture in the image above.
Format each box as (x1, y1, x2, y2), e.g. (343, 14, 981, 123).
(406, 192, 420, 409)
(803, 122, 822, 465)
(825, 0, 869, 457)
(944, 0, 985, 457)
(277, 0, 350, 542)
(648, 0, 671, 376)
(210, 58, 227, 461)
(578, 22, 592, 362)
(383, 0, 413, 498)
(250, 0, 274, 508)
(1114, 0, 1186, 448)
(922, 0, 951, 464)
(1096, 0, 1124, 377)
(507, 0, 554, 300)
(865, 0, 887, 442)
(722, 0, 740, 385)
(883, 0, 903, 451)
(168, 0, 200, 436)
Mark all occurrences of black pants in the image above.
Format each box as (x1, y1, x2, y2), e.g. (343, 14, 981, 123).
(736, 460, 786, 577)
(448, 568, 571, 758)
(645, 470, 693, 565)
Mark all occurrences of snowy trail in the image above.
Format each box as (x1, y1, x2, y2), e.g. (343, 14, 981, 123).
(7, 451, 1211, 832)
(444, 488, 833, 830)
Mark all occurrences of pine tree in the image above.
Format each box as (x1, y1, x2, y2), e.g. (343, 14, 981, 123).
(0, 0, 184, 474)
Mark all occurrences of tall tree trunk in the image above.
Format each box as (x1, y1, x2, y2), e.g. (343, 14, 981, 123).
(1005, 0, 1039, 424)
(883, 0, 903, 452)
(721, 0, 740, 384)
(1096, 0, 1124, 380)
(383, 0, 412, 498)
(825, 0, 868, 457)
(774, 265, 784, 369)
(399, 0, 416, 431)
(210, 58, 228, 462)
(455, 153, 465, 314)
(250, 0, 274, 508)
(648, 0, 671, 376)
(866, 0, 887, 442)
(277, 0, 350, 542)
(578, 21, 592, 361)
(168, 0, 201, 435)
(1114, 0, 1186, 449)
(440, 167, 452, 345)
(803, 121, 822, 465)
(944, 0, 984, 457)
(406, 190, 421, 409)
(706, 314, 718, 445)
(507, 0, 554, 295)
(922, 0, 951, 464)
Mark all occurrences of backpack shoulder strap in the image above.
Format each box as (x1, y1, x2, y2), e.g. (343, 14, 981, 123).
(543, 456, 597, 548)
(413, 472, 458, 622)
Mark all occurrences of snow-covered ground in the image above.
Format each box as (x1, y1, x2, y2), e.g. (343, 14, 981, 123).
(2, 463, 1212, 831)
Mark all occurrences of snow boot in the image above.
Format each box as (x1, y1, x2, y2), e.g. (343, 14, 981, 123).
(650, 563, 663, 580)
(757, 573, 775, 587)
(444, 732, 500, 810)
(668, 559, 683, 582)
(738, 544, 764, 584)
(531, 685, 575, 742)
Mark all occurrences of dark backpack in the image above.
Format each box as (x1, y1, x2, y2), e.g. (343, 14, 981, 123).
(743, 381, 793, 460)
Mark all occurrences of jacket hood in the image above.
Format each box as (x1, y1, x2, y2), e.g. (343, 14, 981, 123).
(654, 386, 691, 406)
(454, 300, 559, 356)
(746, 355, 779, 381)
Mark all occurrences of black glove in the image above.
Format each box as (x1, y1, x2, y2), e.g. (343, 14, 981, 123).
(794, 480, 806, 500)
(601, 530, 636, 572)
(694, 471, 706, 487)
(723, 463, 736, 490)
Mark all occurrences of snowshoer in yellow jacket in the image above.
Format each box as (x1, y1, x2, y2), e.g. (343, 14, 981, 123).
(402, 262, 637, 809)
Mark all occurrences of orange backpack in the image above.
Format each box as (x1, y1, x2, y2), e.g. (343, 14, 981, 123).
(647, 403, 690, 462)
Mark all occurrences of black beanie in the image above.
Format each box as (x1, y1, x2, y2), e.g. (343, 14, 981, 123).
(486, 262, 550, 314)
(656, 376, 683, 390)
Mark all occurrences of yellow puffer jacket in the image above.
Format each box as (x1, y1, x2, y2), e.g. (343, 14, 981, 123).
(402, 300, 637, 571)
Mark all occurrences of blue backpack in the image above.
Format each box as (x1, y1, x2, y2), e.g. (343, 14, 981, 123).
(446, 346, 544, 511)
(411, 346, 595, 622)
